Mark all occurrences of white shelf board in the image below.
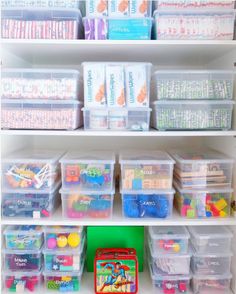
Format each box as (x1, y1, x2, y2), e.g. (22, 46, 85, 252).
(2, 39, 236, 66)
(1, 129, 236, 137)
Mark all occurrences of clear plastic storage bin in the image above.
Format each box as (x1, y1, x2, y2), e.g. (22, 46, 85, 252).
(4, 225, 43, 250)
(149, 263, 192, 294)
(4, 249, 42, 271)
(2, 69, 81, 100)
(44, 226, 84, 250)
(120, 150, 175, 190)
(3, 270, 42, 293)
(121, 189, 174, 218)
(1, 8, 83, 39)
(152, 70, 234, 100)
(148, 241, 191, 275)
(1, 0, 81, 8)
(2, 150, 62, 190)
(192, 273, 232, 294)
(188, 226, 233, 253)
(1, 99, 83, 130)
(83, 62, 151, 108)
(191, 250, 232, 275)
(153, 10, 235, 40)
(84, 17, 152, 40)
(61, 189, 114, 219)
(60, 151, 115, 190)
(171, 149, 234, 189)
(148, 226, 190, 254)
(175, 185, 233, 219)
(152, 100, 234, 130)
(83, 108, 151, 131)
(153, 0, 235, 10)
(43, 237, 85, 272)
(2, 182, 60, 218)
(43, 259, 84, 292)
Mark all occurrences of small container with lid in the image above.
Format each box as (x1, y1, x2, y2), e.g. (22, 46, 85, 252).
(149, 262, 192, 294)
(148, 240, 191, 275)
(188, 226, 233, 253)
(4, 225, 43, 250)
(148, 226, 190, 254)
(60, 151, 115, 190)
(120, 150, 175, 190)
(44, 226, 84, 250)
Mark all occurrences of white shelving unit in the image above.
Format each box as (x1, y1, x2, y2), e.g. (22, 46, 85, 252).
(1, 39, 236, 294)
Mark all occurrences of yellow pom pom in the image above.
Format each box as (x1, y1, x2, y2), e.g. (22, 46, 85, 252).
(173, 243, 180, 252)
(67, 233, 80, 248)
(57, 235, 68, 248)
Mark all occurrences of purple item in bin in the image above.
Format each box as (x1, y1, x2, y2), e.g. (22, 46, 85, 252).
(84, 18, 107, 40)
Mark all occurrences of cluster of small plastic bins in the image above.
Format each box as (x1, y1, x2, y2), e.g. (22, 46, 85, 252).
(1, 68, 83, 130)
(1, 0, 84, 39)
(82, 62, 152, 131)
(152, 0, 236, 40)
(1, 150, 63, 219)
(148, 226, 192, 294)
(84, 0, 152, 40)
(189, 226, 233, 293)
(3, 225, 44, 293)
(60, 151, 116, 219)
(151, 70, 235, 131)
(43, 226, 85, 292)
(171, 149, 234, 219)
(120, 150, 175, 218)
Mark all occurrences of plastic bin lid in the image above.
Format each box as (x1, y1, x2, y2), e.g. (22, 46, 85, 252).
(44, 225, 84, 234)
(191, 245, 233, 257)
(148, 239, 192, 258)
(2, 180, 61, 194)
(148, 226, 190, 240)
(2, 149, 64, 164)
(3, 247, 42, 254)
(2, 68, 80, 75)
(188, 226, 233, 240)
(119, 150, 175, 164)
(193, 273, 232, 280)
(170, 149, 234, 164)
(4, 225, 43, 235)
(121, 188, 175, 195)
(152, 100, 235, 105)
(149, 262, 192, 281)
(60, 150, 116, 164)
(43, 236, 85, 254)
(3, 269, 42, 277)
(174, 181, 234, 194)
(153, 9, 236, 16)
(82, 107, 152, 112)
(152, 69, 234, 75)
(60, 187, 115, 195)
(2, 99, 83, 105)
(82, 61, 152, 67)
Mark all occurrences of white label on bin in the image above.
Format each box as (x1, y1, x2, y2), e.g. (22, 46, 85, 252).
(33, 211, 41, 219)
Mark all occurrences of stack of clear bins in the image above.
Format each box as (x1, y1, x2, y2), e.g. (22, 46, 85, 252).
(189, 226, 233, 294)
(147, 226, 192, 294)
(1, 68, 83, 130)
(43, 226, 86, 292)
(120, 150, 175, 218)
(60, 151, 115, 219)
(3, 225, 44, 293)
(151, 70, 235, 131)
(82, 62, 152, 131)
(171, 149, 234, 219)
(1, 150, 63, 219)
